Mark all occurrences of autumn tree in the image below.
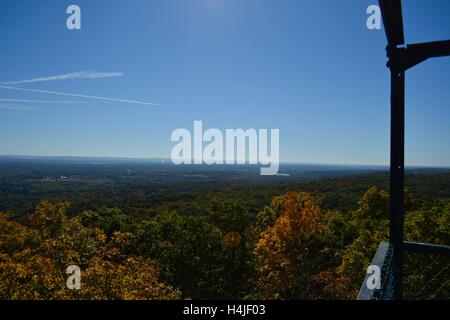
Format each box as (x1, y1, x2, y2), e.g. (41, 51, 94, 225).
(0, 201, 181, 300)
(255, 192, 341, 299)
(80, 231, 180, 300)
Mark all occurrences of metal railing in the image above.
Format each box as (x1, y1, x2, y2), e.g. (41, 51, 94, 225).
(357, 242, 395, 300)
(358, 241, 450, 300)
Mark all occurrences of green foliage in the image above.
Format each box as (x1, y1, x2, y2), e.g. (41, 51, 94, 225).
(207, 198, 253, 234)
(135, 206, 257, 299)
(405, 199, 450, 244)
(80, 207, 135, 236)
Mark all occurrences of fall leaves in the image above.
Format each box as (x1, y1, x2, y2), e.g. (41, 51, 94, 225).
(0, 202, 180, 300)
(1, 187, 448, 300)
(255, 192, 339, 299)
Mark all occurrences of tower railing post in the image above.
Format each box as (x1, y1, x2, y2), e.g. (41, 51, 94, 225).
(378, 0, 450, 300)
(389, 45, 405, 299)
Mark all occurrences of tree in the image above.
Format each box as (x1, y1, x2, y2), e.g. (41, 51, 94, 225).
(338, 186, 414, 298)
(0, 202, 181, 300)
(80, 232, 180, 300)
(135, 211, 227, 299)
(255, 192, 340, 299)
(80, 207, 135, 236)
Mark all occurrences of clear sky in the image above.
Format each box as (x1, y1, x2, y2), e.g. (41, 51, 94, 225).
(0, 0, 449, 166)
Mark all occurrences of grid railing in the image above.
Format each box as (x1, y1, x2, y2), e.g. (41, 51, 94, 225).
(358, 241, 450, 300)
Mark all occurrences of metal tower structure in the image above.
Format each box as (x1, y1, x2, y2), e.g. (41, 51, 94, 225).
(358, 0, 450, 300)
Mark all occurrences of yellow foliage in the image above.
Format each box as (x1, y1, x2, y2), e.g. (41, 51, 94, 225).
(0, 201, 181, 300)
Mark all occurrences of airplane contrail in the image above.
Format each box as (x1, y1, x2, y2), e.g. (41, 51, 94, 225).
(0, 85, 161, 106)
(3, 71, 124, 85)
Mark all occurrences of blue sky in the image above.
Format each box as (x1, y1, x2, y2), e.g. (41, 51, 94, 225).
(0, 0, 449, 166)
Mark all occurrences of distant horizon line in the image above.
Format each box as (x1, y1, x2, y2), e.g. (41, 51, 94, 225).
(1, 154, 449, 169)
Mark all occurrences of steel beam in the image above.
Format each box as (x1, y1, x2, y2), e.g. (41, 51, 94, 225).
(379, 0, 404, 46)
(404, 241, 450, 256)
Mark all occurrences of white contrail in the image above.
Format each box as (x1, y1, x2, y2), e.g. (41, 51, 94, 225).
(0, 85, 161, 106)
(3, 71, 124, 85)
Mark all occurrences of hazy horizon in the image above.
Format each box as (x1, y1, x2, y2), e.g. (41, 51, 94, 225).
(2, 153, 450, 170)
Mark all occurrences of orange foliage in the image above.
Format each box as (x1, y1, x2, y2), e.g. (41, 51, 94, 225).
(255, 192, 335, 299)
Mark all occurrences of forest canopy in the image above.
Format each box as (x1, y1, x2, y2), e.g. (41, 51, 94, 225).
(1, 176, 449, 300)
